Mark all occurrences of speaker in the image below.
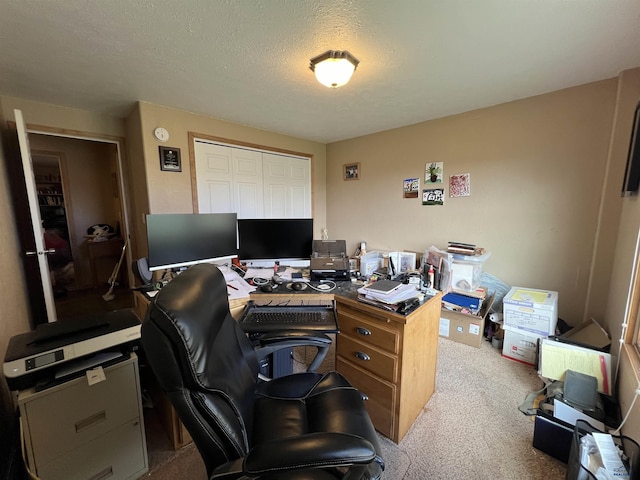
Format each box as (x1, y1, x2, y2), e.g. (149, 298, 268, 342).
(133, 257, 152, 285)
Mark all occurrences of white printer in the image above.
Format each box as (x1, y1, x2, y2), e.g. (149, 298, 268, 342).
(3, 309, 141, 391)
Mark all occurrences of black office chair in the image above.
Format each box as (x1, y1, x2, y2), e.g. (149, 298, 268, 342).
(141, 263, 384, 480)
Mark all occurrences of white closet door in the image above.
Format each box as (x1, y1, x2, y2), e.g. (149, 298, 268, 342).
(194, 142, 234, 213)
(262, 153, 311, 218)
(232, 148, 263, 218)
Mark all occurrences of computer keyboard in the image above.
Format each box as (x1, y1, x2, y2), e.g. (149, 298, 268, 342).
(239, 303, 338, 333)
(248, 310, 325, 324)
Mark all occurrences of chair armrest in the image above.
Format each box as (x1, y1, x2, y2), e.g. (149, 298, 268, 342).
(252, 331, 332, 374)
(251, 330, 332, 346)
(243, 432, 376, 474)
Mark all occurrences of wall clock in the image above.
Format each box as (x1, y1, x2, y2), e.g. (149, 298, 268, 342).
(153, 127, 169, 142)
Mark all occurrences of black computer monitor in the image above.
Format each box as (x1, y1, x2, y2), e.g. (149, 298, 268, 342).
(146, 213, 238, 271)
(237, 218, 313, 264)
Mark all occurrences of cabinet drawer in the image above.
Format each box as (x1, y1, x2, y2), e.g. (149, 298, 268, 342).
(337, 357, 395, 440)
(338, 310, 400, 354)
(37, 418, 147, 480)
(337, 335, 398, 383)
(23, 360, 140, 467)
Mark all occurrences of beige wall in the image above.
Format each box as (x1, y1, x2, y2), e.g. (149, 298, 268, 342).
(130, 102, 327, 256)
(601, 68, 640, 438)
(0, 102, 31, 357)
(327, 79, 618, 326)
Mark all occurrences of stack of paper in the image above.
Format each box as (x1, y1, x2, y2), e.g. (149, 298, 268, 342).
(221, 269, 256, 299)
(358, 282, 419, 304)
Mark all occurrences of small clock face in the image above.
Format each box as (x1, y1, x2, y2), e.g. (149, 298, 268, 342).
(154, 127, 169, 142)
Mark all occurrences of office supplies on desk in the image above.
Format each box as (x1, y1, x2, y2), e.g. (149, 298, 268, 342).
(238, 301, 338, 333)
(357, 282, 419, 304)
(222, 269, 255, 299)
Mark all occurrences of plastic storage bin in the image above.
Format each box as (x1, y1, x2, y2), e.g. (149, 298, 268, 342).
(566, 419, 639, 480)
(450, 251, 491, 293)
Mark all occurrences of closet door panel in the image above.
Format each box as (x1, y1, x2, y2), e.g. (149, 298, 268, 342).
(235, 181, 263, 218)
(194, 141, 311, 218)
(194, 142, 234, 213)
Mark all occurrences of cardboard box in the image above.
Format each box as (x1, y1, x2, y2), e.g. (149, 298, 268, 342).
(560, 319, 610, 351)
(439, 294, 494, 348)
(502, 326, 545, 366)
(503, 287, 558, 336)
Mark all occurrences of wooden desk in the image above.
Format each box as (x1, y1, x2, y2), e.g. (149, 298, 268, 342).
(334, 292, 442, 443)
(136, 283, 441, 447)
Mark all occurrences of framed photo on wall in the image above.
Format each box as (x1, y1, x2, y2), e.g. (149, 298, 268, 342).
(159, 146, 182, 172)
(344, 163, 360, 181)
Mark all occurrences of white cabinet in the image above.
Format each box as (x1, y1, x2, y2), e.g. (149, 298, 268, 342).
(18, 353, 148, 480)
(194, 140, 311, 218)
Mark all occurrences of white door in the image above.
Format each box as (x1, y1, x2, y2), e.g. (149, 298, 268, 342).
(262, 153, 311, 218)
(14, 109, 58, 322)
(194, 141, 263, 217)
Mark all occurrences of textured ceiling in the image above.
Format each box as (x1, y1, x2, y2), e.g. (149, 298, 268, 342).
(1, 0, 640, 143)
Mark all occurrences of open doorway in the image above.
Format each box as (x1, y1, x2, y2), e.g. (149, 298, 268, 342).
(28, 134, 133, 319)
(32, 152, 76, 296)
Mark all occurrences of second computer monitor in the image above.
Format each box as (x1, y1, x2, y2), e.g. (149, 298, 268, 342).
(237, 218, 313, 265)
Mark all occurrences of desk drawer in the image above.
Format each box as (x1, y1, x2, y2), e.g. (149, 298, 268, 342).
(338, 310, 399, 354)
(337, 357, 395, 440)
(23, 360, 140, 467)
(337, 335, 397, 383)
(37, 418, 147, 480)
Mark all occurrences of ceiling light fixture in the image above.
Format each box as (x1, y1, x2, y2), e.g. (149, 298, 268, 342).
(309, 50, 360, 88)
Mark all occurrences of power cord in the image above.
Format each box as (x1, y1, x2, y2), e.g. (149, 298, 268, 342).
(305, 281, 337, 292)
(610, 381, 640, 435)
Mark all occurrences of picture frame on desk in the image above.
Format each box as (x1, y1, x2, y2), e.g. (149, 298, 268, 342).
(159, 146, 182, 172)
(343, 163, 360, 181)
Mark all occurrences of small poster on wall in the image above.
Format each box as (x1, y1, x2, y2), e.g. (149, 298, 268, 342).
(422, 188, 445, 205)
(425, 162, 443, 183)
(403, 177, 420, 198)
(450, 173, 471, 197)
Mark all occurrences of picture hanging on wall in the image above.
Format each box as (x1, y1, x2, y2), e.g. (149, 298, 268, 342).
(425, 162, 443, 183)
(159, 146, 182, 172)
(344, 163, 360, 180)
(403, 177, 420, 198)
(422, 188, 445, 205)
(449, 173, 470, 197)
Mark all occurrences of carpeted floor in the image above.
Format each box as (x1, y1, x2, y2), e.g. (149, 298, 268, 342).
(143, 336, 567, 479)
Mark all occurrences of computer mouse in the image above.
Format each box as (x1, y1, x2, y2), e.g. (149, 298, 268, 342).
(260, 284, 274, 293)
(291, 282, 306, 291)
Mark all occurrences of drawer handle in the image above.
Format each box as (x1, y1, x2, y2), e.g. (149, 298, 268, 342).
(88, 466, 113, 480)
(75, 410, 106, 433)
(356, 327, 371, 336)
(355, 351, 371, 361)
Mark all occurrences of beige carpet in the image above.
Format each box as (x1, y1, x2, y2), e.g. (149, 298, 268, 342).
(144, 336, 567, 479)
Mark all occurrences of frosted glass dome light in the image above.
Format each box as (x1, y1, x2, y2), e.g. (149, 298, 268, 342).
(310, 50, 359, 88)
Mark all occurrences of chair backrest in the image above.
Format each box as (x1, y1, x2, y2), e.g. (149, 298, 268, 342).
(141, 263, 259, 475)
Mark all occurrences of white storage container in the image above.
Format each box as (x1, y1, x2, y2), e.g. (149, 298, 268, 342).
(450, 251, 491, 293)
(503, 287, 558, 336)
